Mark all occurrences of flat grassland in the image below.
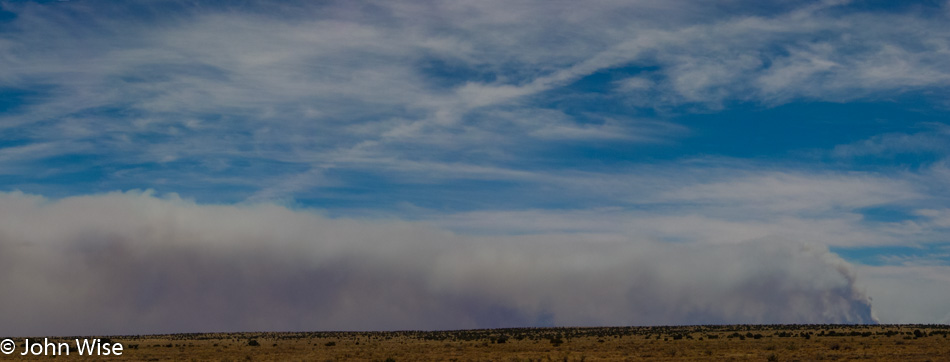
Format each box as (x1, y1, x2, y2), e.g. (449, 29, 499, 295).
(2, 325, 948, 361)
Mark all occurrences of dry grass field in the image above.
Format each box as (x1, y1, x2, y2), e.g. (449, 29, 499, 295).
(2, 325, 948, 361)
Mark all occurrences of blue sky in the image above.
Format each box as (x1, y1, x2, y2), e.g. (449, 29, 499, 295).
(2, 0, 950, 333)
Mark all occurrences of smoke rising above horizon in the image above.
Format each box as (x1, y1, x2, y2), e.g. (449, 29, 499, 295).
(0, 191, 875, 336)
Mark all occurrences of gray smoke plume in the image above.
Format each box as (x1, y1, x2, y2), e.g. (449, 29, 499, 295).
(0, 191, 876, 336)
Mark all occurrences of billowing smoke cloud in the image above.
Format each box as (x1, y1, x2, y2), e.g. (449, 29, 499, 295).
(0, 191, 875, 336)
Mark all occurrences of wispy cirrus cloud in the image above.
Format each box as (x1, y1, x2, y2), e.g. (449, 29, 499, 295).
(833, 123, 950, 158)
(2, 0, 949, 197)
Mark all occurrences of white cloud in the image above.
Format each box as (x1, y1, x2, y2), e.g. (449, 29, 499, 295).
(832, 124, 950, 158)
(914, 208, 950, 228)
(655, 171, 918, 214)
(615, 77, 654, 92)
(2, 0, 950, 188)
(409, 165, 940, 249)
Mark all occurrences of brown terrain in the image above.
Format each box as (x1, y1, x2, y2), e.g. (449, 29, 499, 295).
(2, 324, 948, 361)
